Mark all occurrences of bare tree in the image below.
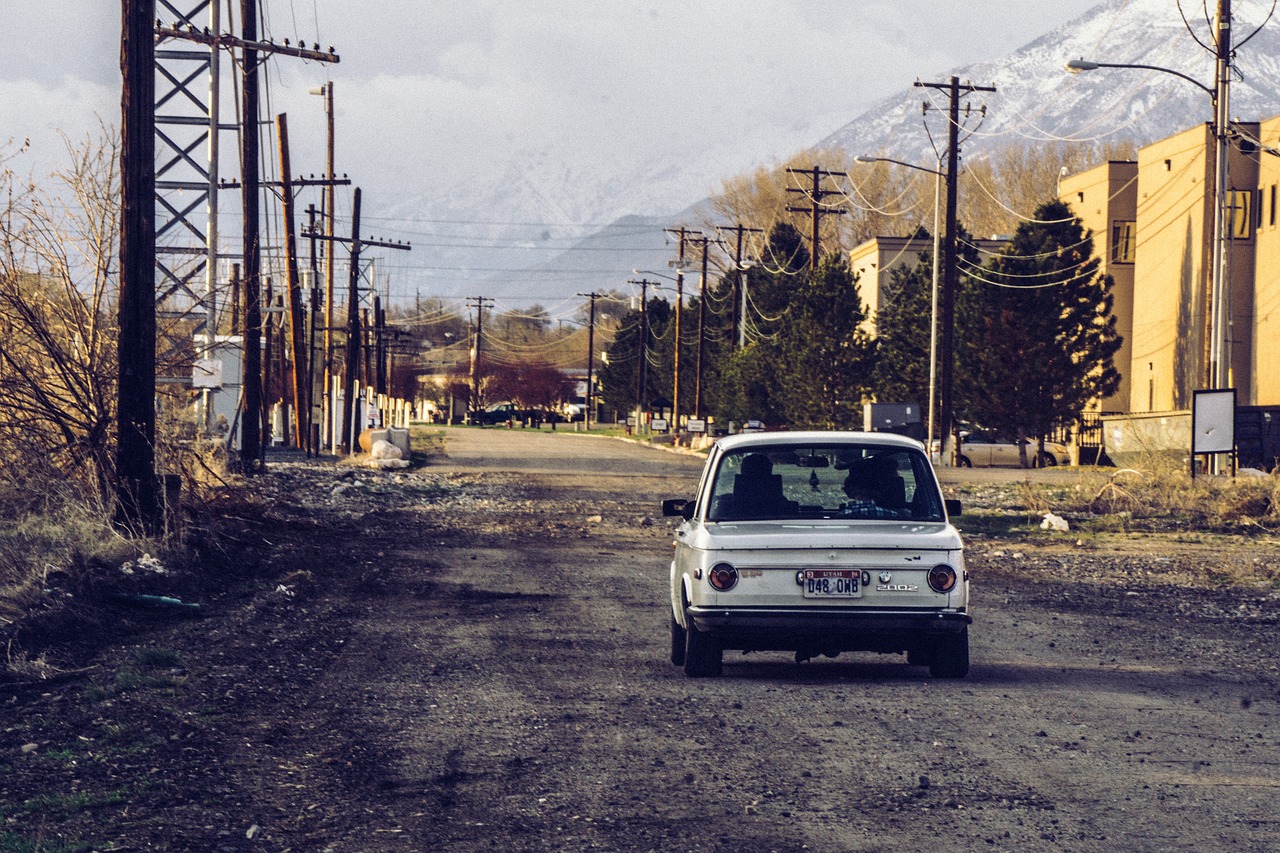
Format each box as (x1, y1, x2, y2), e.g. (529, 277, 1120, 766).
(0, 130, 123, 501)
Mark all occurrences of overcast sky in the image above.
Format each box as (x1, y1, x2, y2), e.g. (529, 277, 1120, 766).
(2, 1, 1104, 210)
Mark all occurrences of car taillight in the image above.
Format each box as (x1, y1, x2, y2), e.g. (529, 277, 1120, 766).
(708, 563, 739, 592)
(927, 564, 957, 593)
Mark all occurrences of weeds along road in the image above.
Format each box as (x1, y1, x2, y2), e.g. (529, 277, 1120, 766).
(6, 427, 1278, 851)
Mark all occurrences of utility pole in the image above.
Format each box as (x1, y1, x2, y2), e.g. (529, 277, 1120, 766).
(1209, 0, 1232, 391)
(238, 0, 263, 470)
(578, 292, 602, 429)
(303, 192, 409, 451)
(374, 293, 387, 396)
(717, 223, 762, 350)
(688, 236, 711, 419)
(156, 5, 338, 469)
(916, 75, 996, 465)
(118, 0, 160, 533)
(276, 113, 308, 449)
(664, 227, 698, 428)
(306, 205, 320, 455)
(340, 190, 363, 450)
(466, 296, 494, 419)
(786, 166, 846, 269)
(628, 278, 655, 431)
(312, 82, 338, 445)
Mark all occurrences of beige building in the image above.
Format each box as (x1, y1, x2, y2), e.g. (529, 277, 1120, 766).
(1061, 119, 1275, 413)
(1058, 160, 1138, 412)
(848, 234, 1004, 336)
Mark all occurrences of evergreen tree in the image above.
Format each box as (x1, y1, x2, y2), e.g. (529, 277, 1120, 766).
(597, 296, 672, 416)
(955, 199, 1122, 462)
(872, 247, 933, 406)
(775, 255, 877, 429)
(873, 226, 982, 408)
(713, 222, 809, 426)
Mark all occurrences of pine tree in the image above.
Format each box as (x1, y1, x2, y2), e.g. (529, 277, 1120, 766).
(776, 255, 877, 429)
(955, 199, 1122, 463)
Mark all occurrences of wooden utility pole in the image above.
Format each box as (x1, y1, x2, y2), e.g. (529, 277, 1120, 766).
(304, 194, 410, 448)
(664, 227, 699, 428)
(320, 83, 337, 440)
(916, 76, 996, 465)
(276, 113, 308, 449)
(374, 293, 387, 396)
(628, 279, 654, 424)
(689, 236, 711, 419)
(239, 0, 263, 470)
(340, 189, 363, 451)
(578, 292, 602, 429)
(786, 166, 846, 269)
(118, 0, 160, 533)
(466, 296, 493, 418)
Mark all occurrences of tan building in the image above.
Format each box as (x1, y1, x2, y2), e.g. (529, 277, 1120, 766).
(848, 234, 1004, 336)
(1252, 114, 1280, 405)
(1062, 120, 1273, 413)
(1058, 160, 1138, 412)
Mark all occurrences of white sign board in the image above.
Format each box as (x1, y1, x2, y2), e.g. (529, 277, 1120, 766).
(687, 419, 706, 434)
(651, 418, 669, 432)
(192, 358, 223, 389)
(1192, 388, 1235, 454)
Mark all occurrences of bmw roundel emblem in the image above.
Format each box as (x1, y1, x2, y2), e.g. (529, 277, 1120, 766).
(878, 571, 893, 584)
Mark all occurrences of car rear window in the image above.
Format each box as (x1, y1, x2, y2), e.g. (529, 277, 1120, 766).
(706, 444, 945, 523)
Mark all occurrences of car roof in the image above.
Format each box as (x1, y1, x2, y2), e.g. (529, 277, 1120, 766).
(715, 431, 925, 452)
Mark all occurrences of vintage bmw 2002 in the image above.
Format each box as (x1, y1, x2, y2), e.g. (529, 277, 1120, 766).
(663, 432, 970, 678)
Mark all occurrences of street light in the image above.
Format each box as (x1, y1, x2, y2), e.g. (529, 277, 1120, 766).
(853, 155, 946, 459)
(1065, 45, 1230, 391)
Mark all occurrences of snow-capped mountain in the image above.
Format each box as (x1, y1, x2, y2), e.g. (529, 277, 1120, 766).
(824, 0, 1280, 166)
(408, 0, 1280, 308)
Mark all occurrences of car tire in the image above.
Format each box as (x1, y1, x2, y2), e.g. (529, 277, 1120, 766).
(929, 629, 969, 679)
(683, 611, 722, 677)
(958, 455, 972, 468)
(906, 647, 929, 666)
(1039, 452, 1057, 467)
(670, 614, 687, 666)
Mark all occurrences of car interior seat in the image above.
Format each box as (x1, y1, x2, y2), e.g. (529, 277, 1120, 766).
(729, 453, 795, 518)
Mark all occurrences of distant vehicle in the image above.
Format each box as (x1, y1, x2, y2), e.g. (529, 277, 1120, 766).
(957, 432, 1070, 468)
(662, 431, 969, 678)
(479, 402, 524, 425)
(740, 419, 766, 432)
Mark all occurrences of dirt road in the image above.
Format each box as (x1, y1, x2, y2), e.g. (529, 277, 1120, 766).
(4, 427, 1279, 851)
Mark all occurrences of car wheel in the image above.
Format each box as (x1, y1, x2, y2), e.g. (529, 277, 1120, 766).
(929, 629, 969, 679)
(670, 614, 686, 666)
(958, 455, 972, 468)
(1039, 452, 1058, 467)
(683, 611, 722, 677)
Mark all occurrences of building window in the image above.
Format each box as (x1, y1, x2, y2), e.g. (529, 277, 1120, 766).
(1271, 184, 1276, 227)
(1229, 190, 1253, 239)
(1111, 221, 1136, 264)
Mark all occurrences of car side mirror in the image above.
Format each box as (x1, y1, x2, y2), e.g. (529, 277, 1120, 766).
(945, 499, 962, 517)
(662, 498, 689, 518)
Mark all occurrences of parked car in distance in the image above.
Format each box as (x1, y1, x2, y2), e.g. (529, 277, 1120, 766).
(957, 432, 1070, 468)
(477, 402, 521, 425)
(662, 431, 970, 678)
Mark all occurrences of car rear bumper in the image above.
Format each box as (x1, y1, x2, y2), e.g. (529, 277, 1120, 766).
(685, 605, 971, 653)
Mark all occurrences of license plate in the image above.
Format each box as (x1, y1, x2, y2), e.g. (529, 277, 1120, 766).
(803, 569, 861, 598)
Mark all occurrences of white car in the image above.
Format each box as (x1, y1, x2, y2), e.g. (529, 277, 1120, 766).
(663, 432, 970, 678)
(957, 432, 1070, 468)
